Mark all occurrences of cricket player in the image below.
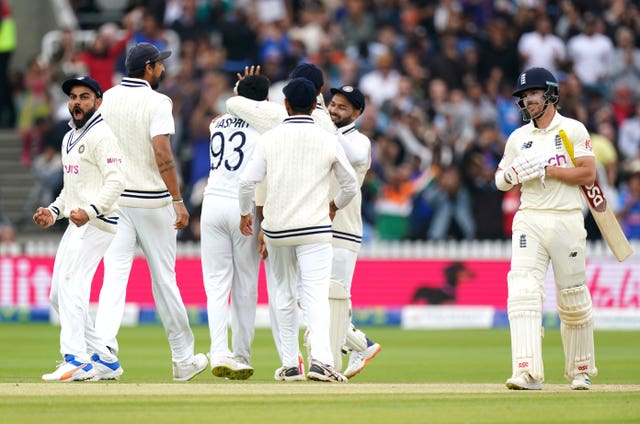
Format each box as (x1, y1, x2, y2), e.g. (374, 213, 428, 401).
(36, 76, 125, 382)
(201, 75, 271, 380)
(94, 43, 208, 381)
(227, 63, 333, 379)
(325, 85, 381, 377)
(239, 77, 358, 382)
(227, 64, 379, 378)
(495, 67, 598, 390)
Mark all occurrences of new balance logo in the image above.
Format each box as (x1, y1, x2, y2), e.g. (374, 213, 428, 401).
(521, 141, 533, 149)
(569, 251, 578, 257)
(519, 234, 527, 248)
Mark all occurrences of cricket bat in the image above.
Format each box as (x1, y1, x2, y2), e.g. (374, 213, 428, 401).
(558, 130, 633, 262)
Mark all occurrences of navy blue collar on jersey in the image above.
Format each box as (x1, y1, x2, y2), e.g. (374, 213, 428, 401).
(120, 77, 151, 89)
(338, 121, 356, 135)
(65, 112, 104, 153)
(283, 116, 314, 124)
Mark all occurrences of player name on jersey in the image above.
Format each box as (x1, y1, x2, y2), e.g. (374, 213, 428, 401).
(213, 116, 249, 129)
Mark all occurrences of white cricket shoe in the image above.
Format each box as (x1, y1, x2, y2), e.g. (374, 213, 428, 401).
(505, 373, 543, 390)
(307, 360, 347, 383)
(42, 354, 96, 382)
(209, 355, 254, 380)
(173, 353, 208, 381)
(344, 340, 381, 378)
(570, 373, 591, 390)
(274, 354, 305, 381)
(91, 353, 124, 380)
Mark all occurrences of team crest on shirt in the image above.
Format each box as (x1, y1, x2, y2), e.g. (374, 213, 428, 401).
(519, 234, 527, 248)
(521, 141, 533, 150)
(79, 145, 85, 154)
(585, 138, 592, 151)
(555, 134, 562, 149)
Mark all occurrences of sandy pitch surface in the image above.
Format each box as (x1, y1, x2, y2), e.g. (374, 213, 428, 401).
(2, 383, 640, 396)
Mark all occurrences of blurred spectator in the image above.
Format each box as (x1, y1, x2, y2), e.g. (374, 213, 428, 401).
(607, 26, 640, 100)
(494, 81, 522, 141)
(217, 7, 258, 76)
(425, 164, 475, 240)
(359, 51, 401, 108)
(462, 123, 505, 239)
(78, 22, 133, 91)
(557, 72, 588, 124)
(17, 58, 53, 168)
(125, 7, 177, 74)
(517, 14, 566, 75)
(21, 126, 63, 223)
(372, 160, 434, 241)
(566, 13, 613, 98)
(609, 85, 635, 129)
(476, 17, 520, 85)
(166, 0, 210, 43)
(339, 0, 377, 52)
(466, 79, 498, 129)
(0, 193, 15, 243)
(427, 33, 468, 91)
(49, 27, 87, 82)
(617, 103, 640, 165)
(0, 0, 17, 128)
(555, 0, 582, 40)
(616, 161, 640, 240)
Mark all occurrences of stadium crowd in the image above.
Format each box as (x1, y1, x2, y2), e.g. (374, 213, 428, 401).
(5, 0, 640, 242)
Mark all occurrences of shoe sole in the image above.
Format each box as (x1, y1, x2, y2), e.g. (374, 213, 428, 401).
(91, 368, 124, 381)
(307, 371, 347, 382)
(345, 344, 381, 378)
(42, 370, 97, 382)
(505, 381, 542, 390)
(211, 365, 233, 378)
(174, 363, 208, 381)
(228, 368, 254, 380)
(276, 374, 305, 381)
(570, 383, 590, 390)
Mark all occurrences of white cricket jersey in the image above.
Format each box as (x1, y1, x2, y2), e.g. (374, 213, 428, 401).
(498, 111, 594, 211)
(330, 122, 371, 251)
(203, 113, 260, 199)
(226, 94, 336, 134)
(48, 112, 125, 233)
(100, 77, 176, 208)
(239, 116, 357, 246)
(226, 93, 338, 208)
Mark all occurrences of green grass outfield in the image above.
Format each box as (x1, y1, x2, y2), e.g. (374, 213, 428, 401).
(1, 324, 639, 423)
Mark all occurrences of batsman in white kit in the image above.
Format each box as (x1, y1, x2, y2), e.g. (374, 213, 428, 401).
(94, 43, 207, 381)
(35, 76, 125, 381)
(200, 75, 271, 380)
(239, 77, 357, 382)
(495, 67, 598, 390)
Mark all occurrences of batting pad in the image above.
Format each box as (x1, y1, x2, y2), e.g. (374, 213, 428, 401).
(507, 270, 544, 380)
(329, 281, 350, 371)
(557, 285, 598, 380)
(345, 323, 367, 352)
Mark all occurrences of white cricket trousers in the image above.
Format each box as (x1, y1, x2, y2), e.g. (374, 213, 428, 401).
(201, 195, 259, 363)
(49, 223, 115, 363)
(267, 241, 333, 367)
(95, 204, 195, 363)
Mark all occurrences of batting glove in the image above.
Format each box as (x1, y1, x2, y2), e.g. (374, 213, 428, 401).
(504, 156, 546, 184)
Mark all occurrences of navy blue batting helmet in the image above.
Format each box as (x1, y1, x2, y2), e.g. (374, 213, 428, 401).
(512, 67, 559, 99)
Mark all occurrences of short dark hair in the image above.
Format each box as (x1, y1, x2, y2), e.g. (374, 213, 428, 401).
(237, 75, 270, 101)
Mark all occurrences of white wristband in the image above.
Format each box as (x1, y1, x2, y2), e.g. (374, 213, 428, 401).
(495, 170, 514, 191)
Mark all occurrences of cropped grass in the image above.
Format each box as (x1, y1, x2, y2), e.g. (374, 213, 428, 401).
(1, 324, 639, 423)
